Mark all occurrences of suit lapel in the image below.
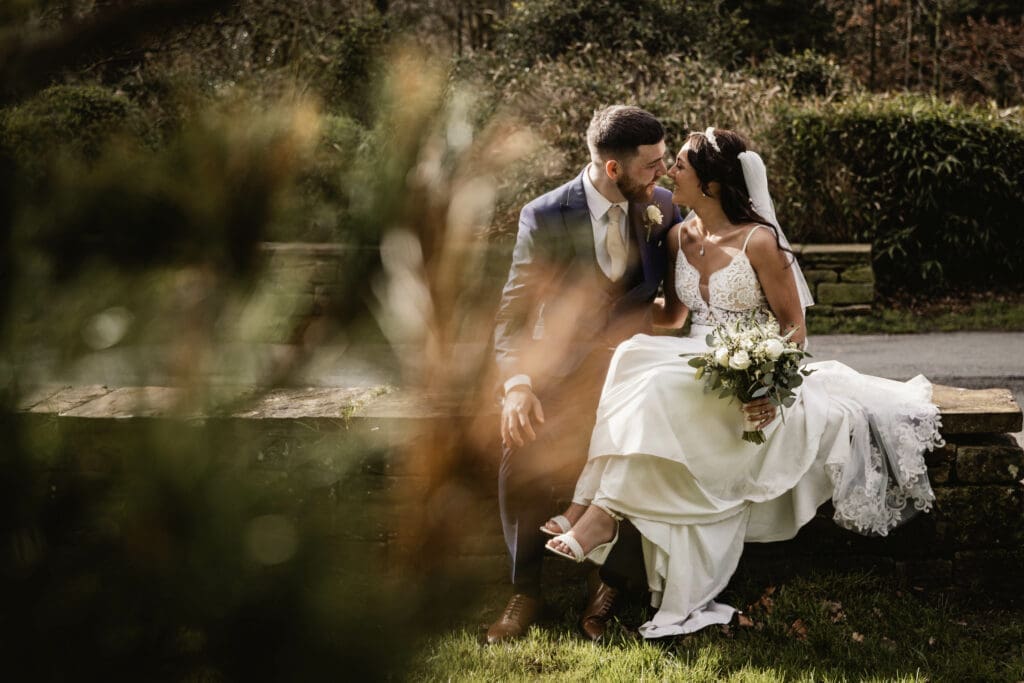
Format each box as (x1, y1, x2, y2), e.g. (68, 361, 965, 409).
(560, 171, 596, 265)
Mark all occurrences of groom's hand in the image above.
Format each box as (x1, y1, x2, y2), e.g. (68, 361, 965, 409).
(501, 386, 545, 448)
(742, 398, 777, 430)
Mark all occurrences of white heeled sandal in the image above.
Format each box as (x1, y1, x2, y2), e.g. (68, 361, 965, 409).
(544, 506, 621, 566)
(539, 515, 572, 537)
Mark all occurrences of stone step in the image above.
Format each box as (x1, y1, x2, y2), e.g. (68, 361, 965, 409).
(17, 383, 1022, 436)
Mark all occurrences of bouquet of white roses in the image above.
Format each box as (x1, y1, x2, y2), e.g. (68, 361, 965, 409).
(683, 313, 814, 444)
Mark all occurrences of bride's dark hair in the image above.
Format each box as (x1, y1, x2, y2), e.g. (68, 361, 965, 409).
(686, 128, 792, 260)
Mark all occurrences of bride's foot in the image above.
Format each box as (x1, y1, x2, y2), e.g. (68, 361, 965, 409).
(545, 505, 619, 564)
(540, 503, 587, 536)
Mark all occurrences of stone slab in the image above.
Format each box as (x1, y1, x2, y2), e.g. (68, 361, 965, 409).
(20, 384, 1021, 434)
(354, 391, 494, 419)
(21, 385, 114, 415)
(955, 436, 1024, 484)
(802, 269, 839, 285)
(840, 265, 875, 283)
(232, 387, 384, 420)
(61, 386, 199, 418)
(817, 282, 875, 305)
(792, 243, 873, 255)
(16, 384, 71, 410)
(932, 385, 1023, 435)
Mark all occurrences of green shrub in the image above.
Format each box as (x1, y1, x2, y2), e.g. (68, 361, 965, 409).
(0, 84, 149, 185)
(494, 0, 745, 66)
(770, 95, 1024, 292)
(324, 11, 388, 120)
(757, 49, 855, 99)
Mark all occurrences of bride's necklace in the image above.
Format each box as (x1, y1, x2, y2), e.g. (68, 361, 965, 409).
(697, 223, 737, 257)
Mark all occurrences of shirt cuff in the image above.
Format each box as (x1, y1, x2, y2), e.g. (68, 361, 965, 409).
(503, 374, 532, 394)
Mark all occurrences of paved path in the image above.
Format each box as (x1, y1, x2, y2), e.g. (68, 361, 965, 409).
(808, 332, 1024, 382)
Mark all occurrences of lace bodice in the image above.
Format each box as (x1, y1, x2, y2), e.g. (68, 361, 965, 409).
(675, 226, 770, 326)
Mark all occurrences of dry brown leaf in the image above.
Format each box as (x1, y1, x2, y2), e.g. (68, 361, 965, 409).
(788, 618, 808, 640)
(749, 586, 776, 615)
(823, 600, 846, 623)
(737, 613, 755, 628)
(851, 631, 865, 643)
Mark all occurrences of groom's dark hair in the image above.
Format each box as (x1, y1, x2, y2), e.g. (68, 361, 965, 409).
(586, 105, 664, 162)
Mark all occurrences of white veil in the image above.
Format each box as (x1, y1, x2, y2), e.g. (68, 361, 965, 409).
(737, 150, 815, 313)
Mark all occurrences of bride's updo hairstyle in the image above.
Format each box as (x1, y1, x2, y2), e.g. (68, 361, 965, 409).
(686, 128, 791, 258)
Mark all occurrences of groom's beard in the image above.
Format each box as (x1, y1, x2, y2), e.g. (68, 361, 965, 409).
(616, 174, 654, 203)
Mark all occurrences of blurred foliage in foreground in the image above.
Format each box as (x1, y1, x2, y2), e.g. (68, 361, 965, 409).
(0, 1, 536, 674)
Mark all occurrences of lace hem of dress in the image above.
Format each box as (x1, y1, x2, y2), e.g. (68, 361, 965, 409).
(826, 400, 945, 537)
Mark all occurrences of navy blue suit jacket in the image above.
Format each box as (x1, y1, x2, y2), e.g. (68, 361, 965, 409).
(494, 170, 682, 391)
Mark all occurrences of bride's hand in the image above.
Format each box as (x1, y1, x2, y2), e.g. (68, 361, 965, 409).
(742, 398, 776, 430)
(501, 386, 545, 448)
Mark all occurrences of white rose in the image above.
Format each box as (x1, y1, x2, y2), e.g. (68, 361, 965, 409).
(645, 205, 663, 224)
(714, 346, 731, 367)
(728, 350, 751, 370)
(764, 338, 785, 360)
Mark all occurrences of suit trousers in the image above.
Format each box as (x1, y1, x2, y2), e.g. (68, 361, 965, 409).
(499, 347, 646, 595)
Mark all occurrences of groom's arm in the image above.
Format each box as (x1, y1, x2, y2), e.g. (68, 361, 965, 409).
(494, 204, 551, 447)
(494, 203, 543, 389)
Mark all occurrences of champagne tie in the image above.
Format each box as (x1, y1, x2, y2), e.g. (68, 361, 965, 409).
(605, 204, 627, 281)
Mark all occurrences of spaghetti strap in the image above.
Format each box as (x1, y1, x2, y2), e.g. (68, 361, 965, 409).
(676, 223, 687, 254)
(740, 225, 765, 253)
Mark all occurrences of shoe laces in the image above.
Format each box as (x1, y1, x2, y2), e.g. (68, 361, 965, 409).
(503, 594, 532, 620)
(590, 587, 618, 619)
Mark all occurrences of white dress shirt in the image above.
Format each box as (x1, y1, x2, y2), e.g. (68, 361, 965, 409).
(582, 163, 629, 278)
(504, 166, 629, 396)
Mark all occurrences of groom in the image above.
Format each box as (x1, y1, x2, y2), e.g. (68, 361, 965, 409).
(488, 105, 681, 643)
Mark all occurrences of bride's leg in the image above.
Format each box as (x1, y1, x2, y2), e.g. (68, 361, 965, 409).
(547, 504, 619, 557)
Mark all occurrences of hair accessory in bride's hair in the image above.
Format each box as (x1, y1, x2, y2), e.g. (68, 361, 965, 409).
(703, 127, 721, 153)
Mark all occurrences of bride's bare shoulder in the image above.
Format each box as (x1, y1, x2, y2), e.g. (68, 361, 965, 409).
(743, 224, 789, 266)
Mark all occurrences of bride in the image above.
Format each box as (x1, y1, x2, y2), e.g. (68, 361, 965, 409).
(542, 127, 944, 638)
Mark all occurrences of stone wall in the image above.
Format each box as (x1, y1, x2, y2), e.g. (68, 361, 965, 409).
(16, 383, 1023, 596)
(791, 243, 875, 317)
(254, 242, 878, 345)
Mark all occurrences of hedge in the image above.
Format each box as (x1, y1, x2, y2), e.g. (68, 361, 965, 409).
(0, 85, 149, 185)
(770, 96, 1024, 292)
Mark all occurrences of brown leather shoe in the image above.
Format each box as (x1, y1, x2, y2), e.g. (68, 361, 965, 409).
(580, 577, 619, 641)
(486, 593, 542, 644)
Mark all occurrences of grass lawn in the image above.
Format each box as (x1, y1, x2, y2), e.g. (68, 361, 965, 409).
(409, 571, 1024, 682)
(807, 292, 1024, 335)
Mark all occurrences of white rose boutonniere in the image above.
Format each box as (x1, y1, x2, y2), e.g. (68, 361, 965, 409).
(644, 204, 663, 241)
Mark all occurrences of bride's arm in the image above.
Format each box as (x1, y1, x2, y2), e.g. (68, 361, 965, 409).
(651, 222, 690, 329)
(746, 227, 806, 347)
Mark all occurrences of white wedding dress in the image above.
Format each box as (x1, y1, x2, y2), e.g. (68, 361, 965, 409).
(573, 226, 944, 638)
